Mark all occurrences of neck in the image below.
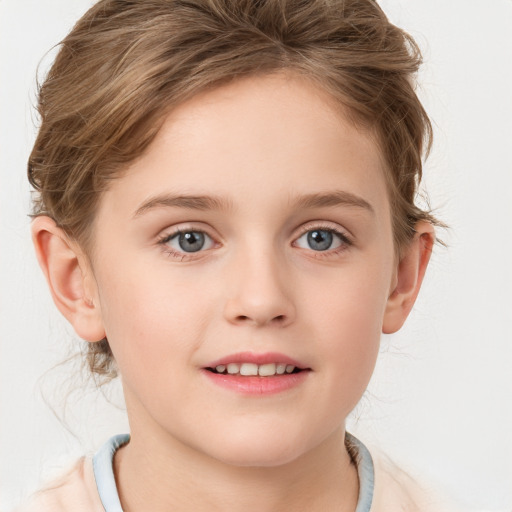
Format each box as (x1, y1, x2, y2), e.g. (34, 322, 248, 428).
(114, 425, 359, 512)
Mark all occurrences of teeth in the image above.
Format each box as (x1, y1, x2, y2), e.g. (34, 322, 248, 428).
(240, 363, 258, 376)
(213, 362, 298, 376)
(258, 363, 276, 376)
(227, 363, 240, 374)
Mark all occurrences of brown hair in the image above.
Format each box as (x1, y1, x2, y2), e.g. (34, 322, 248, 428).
(28, 0, 438, 380)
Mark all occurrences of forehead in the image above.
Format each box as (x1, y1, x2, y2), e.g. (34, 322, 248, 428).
(98, 74, 389, 222)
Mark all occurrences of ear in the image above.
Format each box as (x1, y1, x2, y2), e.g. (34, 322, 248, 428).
(31, 216, 106, 342)
(382, 222, 435, 334)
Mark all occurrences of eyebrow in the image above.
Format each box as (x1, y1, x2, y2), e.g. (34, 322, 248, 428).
(289, 191, 374, 215)
(133, 194, 232, 218)
(133, 190, 374, 218)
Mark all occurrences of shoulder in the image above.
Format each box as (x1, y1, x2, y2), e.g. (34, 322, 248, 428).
(15, 457, 104, 512)
(369, 449, 464, 512)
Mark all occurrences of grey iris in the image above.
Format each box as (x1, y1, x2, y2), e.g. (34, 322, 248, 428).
(179, 232, 205, 252)
(307, 230, 333, 251)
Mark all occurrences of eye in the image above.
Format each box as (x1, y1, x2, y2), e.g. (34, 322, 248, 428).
(162, 230, 215, 253)
(294, 228, 349, 252)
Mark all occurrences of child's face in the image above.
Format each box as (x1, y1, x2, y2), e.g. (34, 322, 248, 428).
(86, 74, 399, 466)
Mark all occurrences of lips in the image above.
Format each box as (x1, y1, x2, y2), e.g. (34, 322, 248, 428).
(202, 352, 310, 394)
(210, 362, 298, 376)
(205, 351, 308, 375)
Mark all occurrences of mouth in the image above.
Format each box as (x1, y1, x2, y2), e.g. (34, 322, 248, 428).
(202, 352, 310, 394)
(206, 362, 305, 377)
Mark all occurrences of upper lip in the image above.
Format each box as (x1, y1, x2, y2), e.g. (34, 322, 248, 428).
(205, 351, 308, 370)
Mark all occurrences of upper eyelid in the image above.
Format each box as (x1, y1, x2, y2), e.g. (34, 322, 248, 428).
(294, 221, 353, 241)
(159, 231, 217, 254)
(158, 224, 217, 241)
(293, 228, 351, 248)
(158, 228, 216, 258)
(156, 221, 352, 244)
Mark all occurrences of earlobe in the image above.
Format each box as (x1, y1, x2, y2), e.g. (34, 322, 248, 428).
(31, 216, 106, 342)
(382, 222, 435, 334)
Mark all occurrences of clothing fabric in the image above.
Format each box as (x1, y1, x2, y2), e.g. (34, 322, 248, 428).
(16, 433, 461, 512)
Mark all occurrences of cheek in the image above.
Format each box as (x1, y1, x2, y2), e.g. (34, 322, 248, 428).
(316, 293, 382, 385)
(301, 256, 393, 398)
(93, 258, 217, 380)
(303, 256, 392, 337)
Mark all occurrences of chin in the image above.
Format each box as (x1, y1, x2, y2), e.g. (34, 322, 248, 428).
(204, 430, 312, 468)
(215, 448, 302, 468)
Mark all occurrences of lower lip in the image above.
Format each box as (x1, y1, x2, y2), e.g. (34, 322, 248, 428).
(202, 370, 310, 395)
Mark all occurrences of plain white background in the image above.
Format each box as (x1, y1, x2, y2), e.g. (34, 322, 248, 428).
(1, 0, 511, 510)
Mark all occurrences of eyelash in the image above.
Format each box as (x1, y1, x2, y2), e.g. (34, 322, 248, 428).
(293, 223, 353, 258)
(157, 228, 216, 261)
(157, 223, 353, 261)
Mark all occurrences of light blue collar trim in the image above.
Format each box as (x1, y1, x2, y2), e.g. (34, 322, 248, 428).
(93, 433, 130, 512)
(93, 432, 374, 512)
(347, 432, 375, 512)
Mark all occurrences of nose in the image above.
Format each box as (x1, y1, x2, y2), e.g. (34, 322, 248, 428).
(223, 247, 296, 328)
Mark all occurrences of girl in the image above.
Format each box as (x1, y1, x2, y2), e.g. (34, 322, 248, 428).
(4, 0, 509, 510)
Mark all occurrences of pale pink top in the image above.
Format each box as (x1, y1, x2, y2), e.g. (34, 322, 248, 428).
(16, 434, 466, 512)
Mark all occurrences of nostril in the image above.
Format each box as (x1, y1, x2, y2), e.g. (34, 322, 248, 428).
(234, 314, 286, 325)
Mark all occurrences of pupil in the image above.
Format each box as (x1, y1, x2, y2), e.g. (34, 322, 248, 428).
(307, 230, 332, 251)
(179, 232, 205, 252)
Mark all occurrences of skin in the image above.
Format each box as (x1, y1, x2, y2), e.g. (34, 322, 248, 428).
(32, 74, 433, 512)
